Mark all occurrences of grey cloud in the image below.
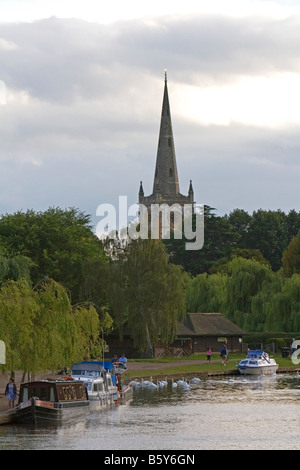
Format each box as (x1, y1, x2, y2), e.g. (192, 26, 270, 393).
(0, 14, 300, 224)
(2, 14, 300, 101)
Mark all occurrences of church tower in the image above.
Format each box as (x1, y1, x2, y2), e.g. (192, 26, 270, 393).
(139, 72, 194, 212)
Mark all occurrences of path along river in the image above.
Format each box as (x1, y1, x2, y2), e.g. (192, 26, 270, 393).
(0, 372, 300, 450)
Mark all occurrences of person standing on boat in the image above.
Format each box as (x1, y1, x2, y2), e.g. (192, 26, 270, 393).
(119, 353, 127, 368)
(111, 354, 119, 363)
(5, 378, 17, 408)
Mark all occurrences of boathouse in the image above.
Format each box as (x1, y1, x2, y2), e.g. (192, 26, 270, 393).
(154, 313, 247, 357)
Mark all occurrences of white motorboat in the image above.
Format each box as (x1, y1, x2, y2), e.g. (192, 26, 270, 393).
(237, 350, 278, 375)
(70, 362, 119, 410)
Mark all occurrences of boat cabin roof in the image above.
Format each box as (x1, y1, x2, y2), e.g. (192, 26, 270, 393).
(71, 361, 118, 385)
(247, 350, 269, 356)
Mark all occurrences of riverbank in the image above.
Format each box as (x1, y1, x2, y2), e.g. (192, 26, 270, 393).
(1, 357, 299, 414)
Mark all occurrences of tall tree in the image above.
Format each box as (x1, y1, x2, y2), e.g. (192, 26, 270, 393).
(164, 206, 237, 275)
(282, 233, 300, 277)
(0, 207, 106, 302)
(109, 239, 186, 356)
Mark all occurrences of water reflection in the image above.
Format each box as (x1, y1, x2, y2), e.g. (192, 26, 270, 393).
(1, 374, 300, 450)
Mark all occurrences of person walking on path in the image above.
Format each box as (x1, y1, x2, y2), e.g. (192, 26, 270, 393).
(5, 378, 17, 408)
(206, 347, 212, 362)
(220, 344, 228, 365)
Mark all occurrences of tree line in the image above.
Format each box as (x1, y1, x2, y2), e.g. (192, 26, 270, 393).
(0, 205, 300, 372)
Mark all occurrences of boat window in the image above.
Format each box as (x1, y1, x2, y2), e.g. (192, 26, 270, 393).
(107, 377, 112, 386)
(84, 382, 92, 392)
(22, 386, 28, 402)
(40, 387, 47, 400)
(240, 360, 248, 364)
(50, 387, 55, 401)
(249, 360, 258, 365)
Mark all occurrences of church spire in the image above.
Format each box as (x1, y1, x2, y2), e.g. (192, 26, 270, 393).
(152, 71, 180, 196)
(138, 72, 195, 214)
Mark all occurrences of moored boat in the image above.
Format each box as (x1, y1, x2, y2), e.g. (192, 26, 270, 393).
(237, 350, 279, 375)
(16, 379, 90, 424)
(70, 360, 132, 406)
(70, 361, 119, 409)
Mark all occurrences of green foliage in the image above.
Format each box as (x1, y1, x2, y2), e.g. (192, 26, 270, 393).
(165, 206, 300, 274)
(0, 207, 106, 302)
(1, 203, 300, 367)
(227, 208, 300, 271)
(0, 279, 38, 372)
(109, 239, 186, 355)
(0, 278, 111, 374)
(282, 233, 300, 277)
(185, 272, 227, 313)
(0, 255, 34, 285)
(165, 206, 237, 275)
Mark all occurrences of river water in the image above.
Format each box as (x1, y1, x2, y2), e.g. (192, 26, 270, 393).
(1, 373, 300, 451)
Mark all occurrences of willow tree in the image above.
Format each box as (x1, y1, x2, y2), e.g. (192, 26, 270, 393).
(34, 279, 112, 369)
(33, 279, 78, 370)
(264, 274, 300, 332)
(0, 279, 38, 374)
(73, 305, 113, 360)
(0, 277, 112, 377)
(185, 272, 228, 313)
(224, 257, 273, 326)
(109, 239, 186, 356)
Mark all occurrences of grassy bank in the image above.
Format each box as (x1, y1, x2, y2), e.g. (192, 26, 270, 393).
(127, 353, 297, 378)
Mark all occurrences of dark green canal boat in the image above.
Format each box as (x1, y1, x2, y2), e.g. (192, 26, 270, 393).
(16, 378, 90, 424)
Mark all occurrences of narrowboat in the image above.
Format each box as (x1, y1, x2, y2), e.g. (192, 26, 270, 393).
(16, 379, 90, 424)
(237, 350, 279, 375)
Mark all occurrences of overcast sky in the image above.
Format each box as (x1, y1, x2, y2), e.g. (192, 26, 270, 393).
(1, 0, 300, 229)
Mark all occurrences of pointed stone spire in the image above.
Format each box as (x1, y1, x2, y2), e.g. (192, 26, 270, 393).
(152, 70, 180, 196)
(139, 180, 144, 196)
(138, 72, 195, 215)
(188, 179, 194, 206)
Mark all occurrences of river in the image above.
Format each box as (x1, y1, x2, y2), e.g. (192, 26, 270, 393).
(0, 373, 299, 450)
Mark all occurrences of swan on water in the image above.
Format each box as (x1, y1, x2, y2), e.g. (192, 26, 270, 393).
(190, 377, 201, 384)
